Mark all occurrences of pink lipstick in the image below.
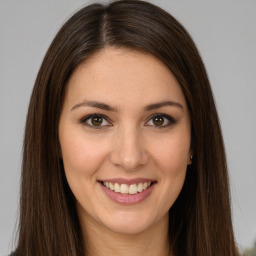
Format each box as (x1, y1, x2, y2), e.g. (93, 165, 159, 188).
(98, 178, 156, 205)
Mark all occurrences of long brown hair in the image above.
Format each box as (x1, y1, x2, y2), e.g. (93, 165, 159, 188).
(15, 1, 239, 255)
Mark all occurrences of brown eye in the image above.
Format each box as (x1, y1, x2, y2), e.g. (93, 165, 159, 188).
(82, 114, 111, 129)
(91, 116, 103, 126)
(152, 116, 164, 126)
(145, 114, 176, 128)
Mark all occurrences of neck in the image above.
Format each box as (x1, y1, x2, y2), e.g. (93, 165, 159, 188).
(79, 212, 172, 256)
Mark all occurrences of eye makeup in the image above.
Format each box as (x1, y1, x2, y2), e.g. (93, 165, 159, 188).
(79, 112, 177, 130)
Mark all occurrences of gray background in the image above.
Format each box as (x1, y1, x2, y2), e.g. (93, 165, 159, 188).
(0, 0, 255, 255)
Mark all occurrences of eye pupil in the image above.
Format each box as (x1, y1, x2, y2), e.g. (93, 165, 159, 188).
(92, 116, 103, 126)
(153, 116, 164, 126)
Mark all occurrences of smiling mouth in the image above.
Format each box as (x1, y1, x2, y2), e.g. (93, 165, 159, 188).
(98, 181, 156, 195)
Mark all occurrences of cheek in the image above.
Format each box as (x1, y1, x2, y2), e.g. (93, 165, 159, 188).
(151, 135, 189, 212)
(60, 130, 109, 180)
(152, 132, 191, 173)
(151, 131, 190, 203)
(60, 132, 111, 208)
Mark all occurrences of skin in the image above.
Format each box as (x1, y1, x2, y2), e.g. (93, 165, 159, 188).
(59, 47, 192, 256)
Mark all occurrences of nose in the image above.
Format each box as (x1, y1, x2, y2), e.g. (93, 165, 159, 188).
(109, 126, 149, 171)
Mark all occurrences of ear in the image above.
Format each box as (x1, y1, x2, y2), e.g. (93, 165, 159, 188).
(187, 149, 193, 165)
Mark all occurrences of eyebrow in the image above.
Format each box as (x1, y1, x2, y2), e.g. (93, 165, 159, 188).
(71, 100, 183, 112)
(144, 100, 183, 111)
(71, 101, 118, 112)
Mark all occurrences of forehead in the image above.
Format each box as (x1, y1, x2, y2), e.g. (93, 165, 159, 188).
(64, 47, 187, 110)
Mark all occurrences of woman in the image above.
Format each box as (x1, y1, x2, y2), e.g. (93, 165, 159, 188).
(13, 0, 239, 255)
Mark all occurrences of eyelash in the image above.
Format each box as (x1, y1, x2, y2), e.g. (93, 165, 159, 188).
(146, 113, 177, 128)
(80, 114, 111, 130)
(80, 113, 177, 130)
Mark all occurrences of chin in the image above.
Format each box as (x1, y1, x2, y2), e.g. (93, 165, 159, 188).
(99, 211, 161, 235)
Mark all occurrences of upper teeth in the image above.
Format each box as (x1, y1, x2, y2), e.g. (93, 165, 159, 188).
(103, 181, 151, 195)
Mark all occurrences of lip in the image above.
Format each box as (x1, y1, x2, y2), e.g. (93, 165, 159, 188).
(98, 178, 157, 205)
(99, 178, 155, 185)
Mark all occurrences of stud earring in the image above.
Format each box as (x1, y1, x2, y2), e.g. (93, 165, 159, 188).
(187, 155, 193, 165)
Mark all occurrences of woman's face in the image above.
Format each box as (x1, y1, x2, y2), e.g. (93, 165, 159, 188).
(59, 47, 192, 235)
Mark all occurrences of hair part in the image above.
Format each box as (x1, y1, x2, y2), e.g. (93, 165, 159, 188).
(16, 1, 239, 255)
